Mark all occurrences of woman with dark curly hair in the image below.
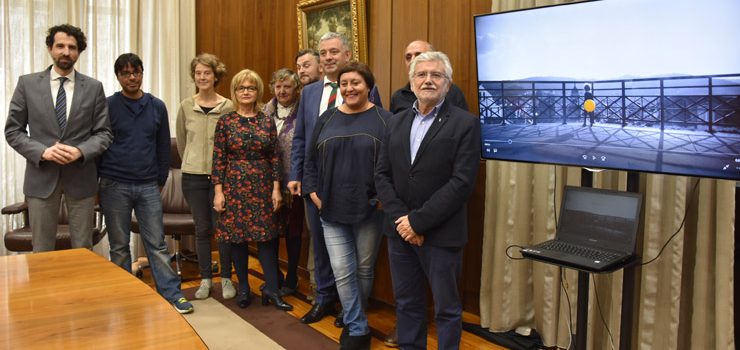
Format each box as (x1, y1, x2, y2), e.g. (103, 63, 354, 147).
(303, 62, 389, 349)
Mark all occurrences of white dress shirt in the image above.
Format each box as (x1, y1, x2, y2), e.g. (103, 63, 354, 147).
(319, 76, 343, 116)
(50, 69, 76, 120)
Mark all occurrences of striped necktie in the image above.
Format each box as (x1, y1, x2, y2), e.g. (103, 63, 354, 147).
(327, 82, 338, 109)
(56, 77, 68, 132)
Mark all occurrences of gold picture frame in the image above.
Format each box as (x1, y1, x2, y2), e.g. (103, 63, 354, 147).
(297, 0, 367, 63)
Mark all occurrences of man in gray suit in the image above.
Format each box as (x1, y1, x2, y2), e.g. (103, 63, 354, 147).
(5, 24, 112, 252)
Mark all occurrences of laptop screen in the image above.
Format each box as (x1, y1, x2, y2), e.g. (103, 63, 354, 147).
(558, 186, 642, 253)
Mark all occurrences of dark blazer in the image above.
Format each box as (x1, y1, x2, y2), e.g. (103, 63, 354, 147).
(389, 82, 469, 114)
(290, 79, 382, 183)
(5, 67, 112, 199)
(375, 99, 480, 247)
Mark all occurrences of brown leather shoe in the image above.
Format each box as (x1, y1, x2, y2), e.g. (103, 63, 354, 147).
(383, 326, 398, 348)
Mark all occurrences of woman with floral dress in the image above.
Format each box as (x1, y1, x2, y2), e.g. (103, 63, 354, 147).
(212, 69, 292, 311)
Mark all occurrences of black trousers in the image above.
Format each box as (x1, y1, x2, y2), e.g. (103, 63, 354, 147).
(181, 173, 232, 279)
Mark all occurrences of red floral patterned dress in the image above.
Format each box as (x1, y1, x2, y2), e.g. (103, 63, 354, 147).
(211, 111, 280, 243)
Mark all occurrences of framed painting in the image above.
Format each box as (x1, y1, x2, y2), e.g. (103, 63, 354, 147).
(297, 0, 368, 63)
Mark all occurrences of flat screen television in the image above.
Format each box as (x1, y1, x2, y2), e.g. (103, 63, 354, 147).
(474, 0, 740, 180)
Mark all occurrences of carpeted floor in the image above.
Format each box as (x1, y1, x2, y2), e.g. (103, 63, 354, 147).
(183, 298, 284, 349)
(182, 284, 337, 350)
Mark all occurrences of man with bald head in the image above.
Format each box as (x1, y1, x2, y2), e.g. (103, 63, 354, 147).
(389, 40, 468, 114)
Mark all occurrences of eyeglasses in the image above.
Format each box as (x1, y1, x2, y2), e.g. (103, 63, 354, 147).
(236, 86, 258, 93)
(118, 71, 143, 78)
(412, 71, 446, 81)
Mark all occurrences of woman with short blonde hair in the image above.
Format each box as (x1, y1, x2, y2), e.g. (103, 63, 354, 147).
(212, 69, 292, 311)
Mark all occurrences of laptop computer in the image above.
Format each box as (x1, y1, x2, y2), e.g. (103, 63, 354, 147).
(521, 186, 642, 272)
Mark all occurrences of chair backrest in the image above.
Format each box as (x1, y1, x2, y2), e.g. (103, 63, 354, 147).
(161, 138, 190, 214)
(161, 168, 191, 214)
(57, 196, 70, 224)
(51, 195, 102, 244)
(30, 195, 78, 225)
(170, 137, 182, 169)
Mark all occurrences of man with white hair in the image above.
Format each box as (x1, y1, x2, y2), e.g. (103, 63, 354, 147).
(376, 51, 480, 350)
(384, 40, 470, 347)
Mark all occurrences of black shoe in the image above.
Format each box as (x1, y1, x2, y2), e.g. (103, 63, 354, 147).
(237, 290, 252, 309)
(339, 328, 371, 350)
(261, 288, 293, 311)
(339, 327, 349, 343)
(334, 307, 345, 328)
(300, 302, 334, 324)
(383, 326, 399, 348)
(279, 285, 297, 297)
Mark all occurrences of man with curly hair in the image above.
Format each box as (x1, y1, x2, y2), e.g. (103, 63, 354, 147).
(5, 24, 112, 252)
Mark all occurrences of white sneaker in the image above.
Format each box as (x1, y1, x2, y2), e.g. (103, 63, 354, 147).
(222, 279, 236, 299)
(195, 278, 212, 300)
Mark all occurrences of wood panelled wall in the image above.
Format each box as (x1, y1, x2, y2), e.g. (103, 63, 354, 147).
(196, 0, 492, 315)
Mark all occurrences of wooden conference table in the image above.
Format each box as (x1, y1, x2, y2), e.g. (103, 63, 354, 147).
(0, 249, 206, 349)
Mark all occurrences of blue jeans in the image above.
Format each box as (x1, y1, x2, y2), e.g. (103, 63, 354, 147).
(321, 210, 383, 336)
(99, 178, 183, 303)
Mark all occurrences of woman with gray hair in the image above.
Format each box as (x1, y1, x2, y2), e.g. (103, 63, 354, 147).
(262, 68, 304, 296)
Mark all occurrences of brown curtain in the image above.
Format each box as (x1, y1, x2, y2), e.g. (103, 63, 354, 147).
(479, 2, 735, 349)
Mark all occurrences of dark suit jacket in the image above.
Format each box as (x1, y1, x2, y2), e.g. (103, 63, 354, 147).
(5, 67, 112, 199)
(389, 82, 469, 114)
(290, 79, 382, 182)
(375, 99, 480, 247)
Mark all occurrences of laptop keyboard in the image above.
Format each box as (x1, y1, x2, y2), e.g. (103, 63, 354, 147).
(536, 240, 620, 261)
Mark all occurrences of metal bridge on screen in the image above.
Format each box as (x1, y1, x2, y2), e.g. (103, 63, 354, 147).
(478, 74, 739, 133)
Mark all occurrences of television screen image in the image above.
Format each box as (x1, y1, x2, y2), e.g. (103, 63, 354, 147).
(474, 0, 740, 180)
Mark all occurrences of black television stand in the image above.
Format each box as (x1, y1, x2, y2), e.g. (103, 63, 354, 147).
(523, 257, 640, 350)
